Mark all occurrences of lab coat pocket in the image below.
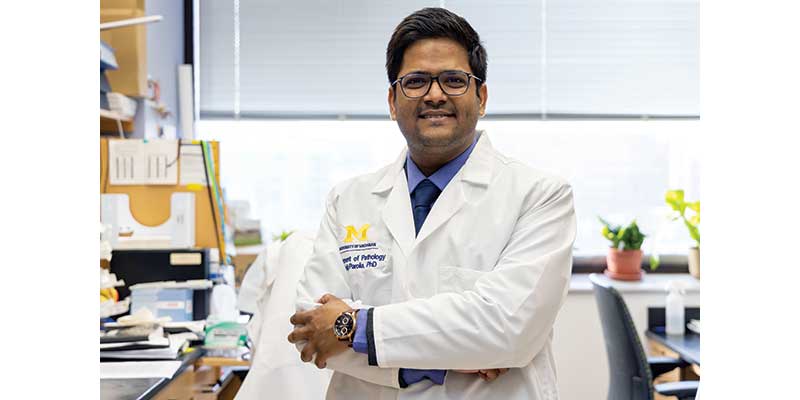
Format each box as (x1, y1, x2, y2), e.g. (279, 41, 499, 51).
(342, 246, 393, 304)
(438, 266, 487, 294)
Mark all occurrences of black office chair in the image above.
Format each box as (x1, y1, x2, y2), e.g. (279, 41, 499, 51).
(589, 273, 699, 400)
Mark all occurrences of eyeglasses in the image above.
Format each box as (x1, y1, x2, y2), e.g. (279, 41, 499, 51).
(392, 70, 482, 99)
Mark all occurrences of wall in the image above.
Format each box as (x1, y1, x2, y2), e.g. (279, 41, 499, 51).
(145, 0, 184, 136)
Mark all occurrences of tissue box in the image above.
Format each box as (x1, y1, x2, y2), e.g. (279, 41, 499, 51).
(131, 287, 193, 322)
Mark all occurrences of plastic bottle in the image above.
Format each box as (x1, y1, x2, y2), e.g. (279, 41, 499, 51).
(665, 280, 685, 336)
(209, 283, 239, 323)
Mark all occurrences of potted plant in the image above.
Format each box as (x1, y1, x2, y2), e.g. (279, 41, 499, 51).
(599, 218, 647, 281)
(665, 189, 700, 279)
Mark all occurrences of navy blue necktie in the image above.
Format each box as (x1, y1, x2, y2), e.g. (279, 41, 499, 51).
(411, 179, 441, 236)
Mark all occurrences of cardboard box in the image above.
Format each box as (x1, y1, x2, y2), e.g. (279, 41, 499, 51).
(100, 7, 148, 97)
(101, 0, 145, 9)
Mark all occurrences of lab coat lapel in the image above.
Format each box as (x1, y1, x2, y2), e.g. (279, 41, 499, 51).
(414, 132, 494, 245)
(373, 150, 415, 259)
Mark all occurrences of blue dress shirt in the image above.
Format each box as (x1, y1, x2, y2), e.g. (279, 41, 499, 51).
(352, 133, 480, 387)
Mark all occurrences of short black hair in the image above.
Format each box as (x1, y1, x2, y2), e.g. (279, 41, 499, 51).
(386, 7, 487, 88)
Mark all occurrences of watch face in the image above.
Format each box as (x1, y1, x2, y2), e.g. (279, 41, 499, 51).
(334, 313, 353, 338)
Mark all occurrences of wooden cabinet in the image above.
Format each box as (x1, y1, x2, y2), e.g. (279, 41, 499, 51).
(648, 339, 700, 400)
(192, 365, 243, 400)
(152, 367, 194, 400)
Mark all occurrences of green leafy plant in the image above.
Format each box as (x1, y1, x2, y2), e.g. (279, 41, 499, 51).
(599, 218, 646, 250)
(665, 189, 700, 247)
(272, 230, 295, 242)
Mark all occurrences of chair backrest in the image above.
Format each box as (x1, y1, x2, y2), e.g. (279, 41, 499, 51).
(589, 273, 654, 400)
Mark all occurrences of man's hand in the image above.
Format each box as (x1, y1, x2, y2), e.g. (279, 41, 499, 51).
(454, 368, 509, 382)
(288, 293, 353, 369)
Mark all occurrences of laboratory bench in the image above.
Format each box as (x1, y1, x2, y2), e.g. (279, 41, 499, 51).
(100, 349, 249, 400)
(100, 349, 203, 400)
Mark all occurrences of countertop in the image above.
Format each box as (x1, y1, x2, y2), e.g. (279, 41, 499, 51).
(569, 273, 701, 293)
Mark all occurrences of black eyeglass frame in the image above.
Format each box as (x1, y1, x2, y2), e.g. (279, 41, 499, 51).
(391, 70, 483, 99)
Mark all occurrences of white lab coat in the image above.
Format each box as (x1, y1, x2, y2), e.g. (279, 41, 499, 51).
(236, 232, 332, 400)
(296, 132, 576, 400)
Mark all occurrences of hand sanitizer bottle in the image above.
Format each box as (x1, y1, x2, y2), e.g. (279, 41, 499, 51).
(666, 280, 685, 336)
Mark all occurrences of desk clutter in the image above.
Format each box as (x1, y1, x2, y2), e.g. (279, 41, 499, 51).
(106, 279, 247, 357)
(99, 3, 250, 396)
(101, 308, 201, 360)
(100, 298, 251, 397)
(100, 297, 251, 398)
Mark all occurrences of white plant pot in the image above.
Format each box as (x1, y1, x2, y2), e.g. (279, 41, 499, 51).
(688, 247, 700, 279)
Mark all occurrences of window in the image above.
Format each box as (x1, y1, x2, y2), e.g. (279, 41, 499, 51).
(198, 0, 699, 118)
(197, 119, 700, 258)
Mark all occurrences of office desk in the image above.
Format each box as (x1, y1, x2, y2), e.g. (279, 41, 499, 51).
(100, 349, 204, 400)
(645, 330, 700, 366)
(646, 307, 701, 382)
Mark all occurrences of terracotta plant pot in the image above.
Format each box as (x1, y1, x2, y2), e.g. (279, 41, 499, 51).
(605, 248, 643, 281)
(688, 247, 700, 279)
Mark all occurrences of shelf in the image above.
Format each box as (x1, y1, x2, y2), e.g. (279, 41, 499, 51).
(100, 109, 134, 134)
(100, 109, 132, 122)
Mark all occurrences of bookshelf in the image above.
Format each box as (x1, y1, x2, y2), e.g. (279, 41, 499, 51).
(100, 13, 162, 137)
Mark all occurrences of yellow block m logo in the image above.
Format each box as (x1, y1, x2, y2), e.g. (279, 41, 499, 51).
(344, 224, 370, 243)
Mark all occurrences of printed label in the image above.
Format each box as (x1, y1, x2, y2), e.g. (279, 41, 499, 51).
(170, 253, 202, 266)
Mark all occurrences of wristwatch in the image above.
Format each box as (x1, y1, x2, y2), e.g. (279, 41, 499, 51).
(333, 309, 358, 346)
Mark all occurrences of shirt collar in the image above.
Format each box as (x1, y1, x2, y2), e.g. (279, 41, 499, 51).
(406, 132, 480, 193)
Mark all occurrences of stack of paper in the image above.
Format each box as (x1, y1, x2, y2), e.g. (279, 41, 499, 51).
(101, 332, 197, 360)
(101, 324, 166, 346)
(107, 92, 138, 118)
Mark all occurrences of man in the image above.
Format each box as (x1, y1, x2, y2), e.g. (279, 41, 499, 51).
(288, 7, 576, 399)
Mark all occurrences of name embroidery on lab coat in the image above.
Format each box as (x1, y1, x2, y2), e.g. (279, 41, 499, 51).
(340, 242, 386, 271)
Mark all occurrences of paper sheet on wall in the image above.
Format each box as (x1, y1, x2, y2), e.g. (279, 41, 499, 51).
(109, 139, 179, 185)
(178, 142, 207, 186)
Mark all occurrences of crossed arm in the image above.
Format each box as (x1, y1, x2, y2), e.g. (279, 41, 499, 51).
(288, 182, 575, 387)
(287, 294, 509, 384)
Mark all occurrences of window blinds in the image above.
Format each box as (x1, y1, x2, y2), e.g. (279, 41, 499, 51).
(199, 0, 698, 118)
